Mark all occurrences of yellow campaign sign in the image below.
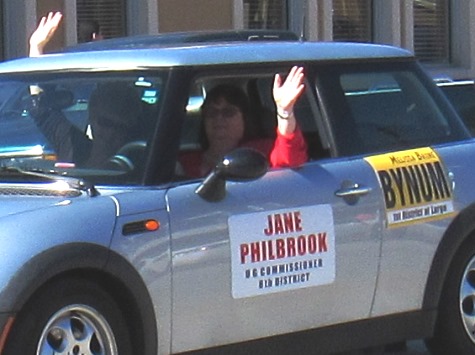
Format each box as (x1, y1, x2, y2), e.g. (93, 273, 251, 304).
(364, 147, 454, 227)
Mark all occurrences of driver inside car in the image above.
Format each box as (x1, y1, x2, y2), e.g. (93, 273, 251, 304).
(30, 82, 143, 168)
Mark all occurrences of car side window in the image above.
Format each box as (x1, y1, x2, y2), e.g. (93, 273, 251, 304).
(438, 81, 475, 136)
(176, 72, 329, 180)
(318, 65, 463, 157)
(253, 76, 329, 160)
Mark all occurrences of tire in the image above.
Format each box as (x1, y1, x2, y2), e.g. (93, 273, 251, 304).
(426, 237, 475, 354)
(3, 277, 132, 355)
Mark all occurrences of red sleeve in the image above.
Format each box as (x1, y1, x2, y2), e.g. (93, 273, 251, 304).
(183, 126, 308, 177)
(269, 126, 308, 168)
(179, 150, 204, 178)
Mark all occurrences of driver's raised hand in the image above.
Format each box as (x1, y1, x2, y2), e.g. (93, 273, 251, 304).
(29, 12, 63, 57)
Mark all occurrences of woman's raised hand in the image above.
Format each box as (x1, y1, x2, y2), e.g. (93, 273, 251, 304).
(273, 66, 305, 115)
(273, 66, 305, 135)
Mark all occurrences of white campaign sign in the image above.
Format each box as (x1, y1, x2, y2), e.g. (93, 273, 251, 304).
(229, 205, 335, 299)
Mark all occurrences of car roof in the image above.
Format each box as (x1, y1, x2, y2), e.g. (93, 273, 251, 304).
(0, 40, 414, 75)
(62, 29, 301, 52)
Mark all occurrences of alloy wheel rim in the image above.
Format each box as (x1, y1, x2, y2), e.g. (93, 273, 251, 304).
(460, 256, 475, 343)
(36, 304, 118, 355)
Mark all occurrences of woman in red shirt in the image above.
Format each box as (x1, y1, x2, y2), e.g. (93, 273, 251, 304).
(180, 66, 308, 178)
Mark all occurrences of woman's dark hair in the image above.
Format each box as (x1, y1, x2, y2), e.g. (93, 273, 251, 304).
(200, 84, 258, 149)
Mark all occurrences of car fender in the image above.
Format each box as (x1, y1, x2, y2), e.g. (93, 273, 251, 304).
(2, 242, 109, 311)
(423, 202, 475, 310)
(1, 242, 157, 355)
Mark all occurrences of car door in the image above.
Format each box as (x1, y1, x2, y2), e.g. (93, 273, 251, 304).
(167, 143, 384, 352)
(313, 61, 470, 319)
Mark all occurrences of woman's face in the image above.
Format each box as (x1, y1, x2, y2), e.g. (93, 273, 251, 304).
(203, 97, 245, 151)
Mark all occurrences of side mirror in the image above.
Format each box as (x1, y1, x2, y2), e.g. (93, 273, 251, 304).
(195, 148, 268, 202)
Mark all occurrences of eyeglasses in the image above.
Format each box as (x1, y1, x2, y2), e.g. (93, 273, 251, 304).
(203, 106, 240, 119)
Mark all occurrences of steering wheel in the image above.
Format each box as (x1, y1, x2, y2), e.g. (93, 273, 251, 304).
(108, 141, 147, 172)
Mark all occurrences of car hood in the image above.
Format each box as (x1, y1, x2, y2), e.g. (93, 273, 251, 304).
(0, 180, 104, 218)
(0, 194, 84, 218)
(0, 187, 118, 248)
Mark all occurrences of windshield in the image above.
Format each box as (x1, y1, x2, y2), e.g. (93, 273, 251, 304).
(0, 71, 165, 185)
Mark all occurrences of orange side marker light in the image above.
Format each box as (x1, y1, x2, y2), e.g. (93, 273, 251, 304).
(145, 220, 160, 231)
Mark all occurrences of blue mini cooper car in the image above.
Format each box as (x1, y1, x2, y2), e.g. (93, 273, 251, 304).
(0, 32, 471, 354)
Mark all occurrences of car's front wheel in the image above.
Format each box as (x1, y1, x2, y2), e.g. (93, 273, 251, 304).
(427, 237, 475, 354)
(3, 277, 132, 355)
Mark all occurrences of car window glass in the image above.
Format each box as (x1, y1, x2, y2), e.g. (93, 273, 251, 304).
(438, 81, 475, 136)
(318, 65, 464, 157)
(0, 82, 24, 111)
(176, 71, 328, 180)
(254, 75, 329, 160)
(178, 76, 258, 165)
(0, 72, 165, 185)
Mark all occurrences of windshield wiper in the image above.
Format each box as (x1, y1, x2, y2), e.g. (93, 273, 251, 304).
(0, 164, 99, 197)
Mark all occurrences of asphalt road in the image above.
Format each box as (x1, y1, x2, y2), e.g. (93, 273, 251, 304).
(191, 338, 432, 354)
(346, 340, 430, 354)
(384, 340, 430, 355)
(385, 340, 429, 354)
(339, 340, 430, 354)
